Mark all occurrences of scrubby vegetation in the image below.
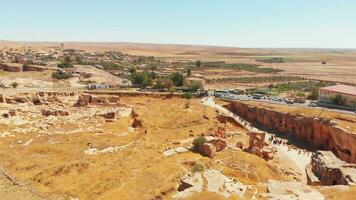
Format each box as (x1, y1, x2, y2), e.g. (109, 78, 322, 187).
(207, 76, 304, 84)
(192, 136, 207, 149)
(189, 61, 283, 73)
(170, 72, 184, 86)
(101, 62, 124, 70)
(52, 70, 72, 79)
(182, 92, 193, 99)
(131, 71, 154, 88)
(192, 163, 204, 173)
(331, 94, 346, 105)
(269, 81, 335, 99)
(11, 82, 19, 88)
(58, 57, 74, 68)
(272, 81, 333, 94)
(256, 57, 285, 63)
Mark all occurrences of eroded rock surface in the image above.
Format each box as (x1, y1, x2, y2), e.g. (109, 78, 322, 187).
(228, 101, 356, 163)
(307, 151, 356, 186)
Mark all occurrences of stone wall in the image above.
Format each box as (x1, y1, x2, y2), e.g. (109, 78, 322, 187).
(227, 101, 356, 163)
(0, 63, 23, 72)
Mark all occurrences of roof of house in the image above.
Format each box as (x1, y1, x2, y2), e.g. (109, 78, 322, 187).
(320, 84, 356, 96)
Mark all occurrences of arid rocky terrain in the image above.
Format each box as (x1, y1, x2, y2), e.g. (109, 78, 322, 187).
(0, 90, 355, 200)
(0, 41, 355, 200)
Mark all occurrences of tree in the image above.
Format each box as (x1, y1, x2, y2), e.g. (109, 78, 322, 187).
(23, 62, 30, 71)
(131, 71, 152, 88)
(308, 88, 319, 100)
(187, 68, 192, 76)
(129, 66, 137, 74)
(11, 82, 19, 88)
(196, 60, 201, 68)
(52, 70, 72, 79)
(154, 78, 173, 89)
(170, 72, 184, 86)
(331, 94, 346, 105)
(75, 56, 83, 64)
(193, 136, 207, 149)
(58, 58, 73, 68)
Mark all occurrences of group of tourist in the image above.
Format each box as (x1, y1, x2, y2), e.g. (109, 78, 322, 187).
(268, 135, 286, 146)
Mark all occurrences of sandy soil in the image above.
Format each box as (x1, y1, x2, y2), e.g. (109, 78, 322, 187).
(0, 94, 302, 200)
(2, 41, 356, 84)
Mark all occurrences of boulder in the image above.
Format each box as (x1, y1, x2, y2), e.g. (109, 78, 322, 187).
(98, 112, 115, 119)
(199, 143, 216, 158)
(209, 139, 227, 152)
(132, 118, 143, 128)
(8, 110, 16, 117)
(32, 96, 42, 105)
(4, 97, 16, 104)
(14, 96, 29, 103)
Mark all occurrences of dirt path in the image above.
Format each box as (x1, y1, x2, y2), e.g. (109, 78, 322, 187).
(0, 173, 43, 200)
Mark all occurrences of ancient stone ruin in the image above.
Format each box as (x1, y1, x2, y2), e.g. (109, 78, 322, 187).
(306, 151, 356, 186)
(227, 101, 356, 163)
(75, 93, 120, 107)
(244, 131, 275, 161)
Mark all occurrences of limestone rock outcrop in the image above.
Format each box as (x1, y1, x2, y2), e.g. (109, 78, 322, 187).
(199, 143, 216, 158)
(208, 138, 227, 152)
(306, 151, 356, 186)
(228, 101, 356, 163)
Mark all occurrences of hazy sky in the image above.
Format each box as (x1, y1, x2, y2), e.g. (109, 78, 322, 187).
(1, 0, 356, 48)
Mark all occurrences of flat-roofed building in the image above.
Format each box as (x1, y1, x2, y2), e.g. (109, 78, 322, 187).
(318, 84, 356, 107)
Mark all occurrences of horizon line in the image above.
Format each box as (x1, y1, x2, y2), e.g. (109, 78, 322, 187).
(1, 39, 356, 51)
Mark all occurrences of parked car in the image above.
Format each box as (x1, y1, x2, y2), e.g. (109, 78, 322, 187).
(285, 98, 294, 104)
(252, 94, 263, 99)
(308, 102, 318, 107)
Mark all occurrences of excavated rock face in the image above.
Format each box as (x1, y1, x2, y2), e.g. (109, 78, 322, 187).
(208, 138, 227, 152)
(229, 101, 356, 163)
(199, 143, 216, 158)
(308, 151, 356, 186)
